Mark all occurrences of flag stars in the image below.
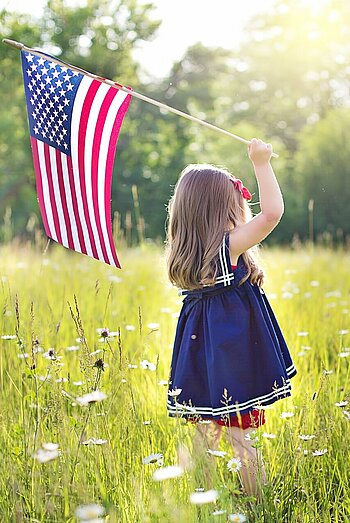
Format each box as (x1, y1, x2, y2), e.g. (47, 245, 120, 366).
(38, 57, 45, 66)
(59, 89, 66, 97)
(26, 53, 34, 62)
(66, 83, 74, 92)
(30, 63, 37, 71)
(27, 69, 32, 77)
(52, 70, 60, 79)
(63, 73, 71, 82)
(33, 126, 39, 134)
(41, 66, 48, 75)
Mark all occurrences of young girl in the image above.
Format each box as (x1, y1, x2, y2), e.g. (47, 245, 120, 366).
(165, 138, 297, 497)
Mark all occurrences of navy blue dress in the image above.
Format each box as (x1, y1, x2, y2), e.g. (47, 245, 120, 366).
(167, 232, 297, 423)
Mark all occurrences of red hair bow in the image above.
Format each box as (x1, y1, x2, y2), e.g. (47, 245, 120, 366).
(231, 178, 252, 201)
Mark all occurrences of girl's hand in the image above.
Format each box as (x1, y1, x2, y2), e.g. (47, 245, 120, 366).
(248, 138, 273, 167)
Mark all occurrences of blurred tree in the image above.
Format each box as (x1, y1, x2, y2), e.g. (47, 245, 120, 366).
(295, 108, 350, 242)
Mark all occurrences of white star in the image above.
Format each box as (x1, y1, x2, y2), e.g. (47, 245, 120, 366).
(56, 79, 62, 88)
(63, 98, 69, 106)
(26, 53, 34, 62)
(57, 103, 64, 111)
(59, 89, 66, 97)
(33, 126, 39, 134)
(26, 69, 32, 77)
(53, 94, 59, 103)
(63, 73, 71, 82)
(66, 83, 74, 91)
(62, 114, 68, 121)
(72, 71, 79, 76)
(30, 63, 37, 71)
(61, 66, 67, 72)
(38, 57, 45, 66)
(42, 131, 47, 138)
(52, 70, 59, 79)
(63, 142, 68, 150)
(49, 100, 54, 108)
(49, 62, 56, 70)
(35, 73, 41, 81)
(53, 110, 59, 118)
(49, 86, 55, 94)
(45, 76, 52, 84)
(28, 84, 33, 92)
(32, 112, 37, 120)
(62, 128, 67, 136)
(41, 66, 48, 75)
(39, 82, 45, 90)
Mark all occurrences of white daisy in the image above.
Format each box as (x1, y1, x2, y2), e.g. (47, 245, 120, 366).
(262, 433, 276, 439)
(76, 390, 107, 406)
(227, 457, 242, 473)
(280, 411, 294, 419)
(207, 449, 227, 457)
(298, 434, 316, 441)
(212, 509, 227, 516)
(82, 438, 108, 445)
(312, 449, 328, 456)
(153, 465, 184, 481)
(228, 514, 247, 522)
(75, 503, 105, 520)
(335, 401, 348, 407)
(189, 489, 218, 504)
(168, 388, 182, 397)
(142, 453, 163, 465)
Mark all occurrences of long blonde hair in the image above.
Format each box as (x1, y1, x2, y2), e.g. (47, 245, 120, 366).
(166, 164, 264, 290)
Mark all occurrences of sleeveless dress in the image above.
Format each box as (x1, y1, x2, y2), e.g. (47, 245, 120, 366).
(167, 232, 297, 429)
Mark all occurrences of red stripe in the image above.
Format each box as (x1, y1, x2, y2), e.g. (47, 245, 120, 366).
(30, 137, 51, 238)
(66, 155, 86, 254)
(77, 80, 100, 259)
(43, 143, 62, 243)
(55, 150, 74, 250)
(91, 88, 118, 264)
(105, 94, 132, 268)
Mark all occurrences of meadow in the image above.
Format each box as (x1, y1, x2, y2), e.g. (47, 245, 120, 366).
(0, 241, 349, 522)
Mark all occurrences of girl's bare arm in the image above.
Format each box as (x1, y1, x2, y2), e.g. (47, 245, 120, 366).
(229, 138, 284, 257)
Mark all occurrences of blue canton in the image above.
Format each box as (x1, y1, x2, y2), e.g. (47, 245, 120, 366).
(21, 50, 84, 155)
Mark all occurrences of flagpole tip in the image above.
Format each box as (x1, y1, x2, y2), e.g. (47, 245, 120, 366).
(2, 39, 24, 50)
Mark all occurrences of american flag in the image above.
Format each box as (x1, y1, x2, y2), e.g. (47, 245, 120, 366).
(20, 50, 131, 267)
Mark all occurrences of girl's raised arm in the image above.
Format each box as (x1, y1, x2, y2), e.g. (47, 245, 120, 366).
(229, 138, 284, 258)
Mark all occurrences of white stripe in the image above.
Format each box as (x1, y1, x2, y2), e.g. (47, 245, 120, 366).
(286, 364, 297, 376)
(83, 82, 109, 261)
(218, 238, 227, 286)
(221, 235, 230, 286)
(61, 155, 81, 252)
(37, 140, 57, 241)
(49, 147, 68, 248)
(167, 380, 292, 415)
(70, 76, 93, 257)
(97, 89, 129, 266)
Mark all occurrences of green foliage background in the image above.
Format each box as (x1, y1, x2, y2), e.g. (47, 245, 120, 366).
(1, 0, 350, 245)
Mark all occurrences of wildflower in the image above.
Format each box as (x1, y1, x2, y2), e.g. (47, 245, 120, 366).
(262, 433, 276, 439)
(142, 453, 163, 465)
(128, 363, 138, 369)
(158, 380, 168, 386)
(97, 327, 110, 338)
(147, 322, 160, 329)
(73, 381, 85, 386)
(212, 510, 227, 516)
(55, 377, 68, 383)
(43, 348, 62, 360)
(342, 410, 350, 420)
(33, 443, 59, 463)
(168, 388, 182, 397)
(18, 353, 29, 359)
(140, 359, 156, 371)
(1, 335, 16, 340)
(189, 489, 219, 504)
(280, 411, 294, 419)
(66, 345, 80, 351)
(335, 401, 348, 407)
(244, 431, 258, 441)
(153, 465, 184, 481)
(339, 352, 350, 358)
(297, 332, 309, 337)
(93, 359, 105, 371)
(143, 420, 151, 425)
(125, 325, 136, 331)
(310, 280, 320, 287)
(312, 449, 328, 456)
(298, 434, 316, 441)
(228, 514, 247, 523)
(207, 449, 227, 457)
(82, 438, 108, 445)
(90, 349, 103, 356)
(76, 390, 107, 406)
(339, 330, 349, 335)
(75, 503, 105, 521)
(323, 369, 334, 375)
(227, 457, 242, 472)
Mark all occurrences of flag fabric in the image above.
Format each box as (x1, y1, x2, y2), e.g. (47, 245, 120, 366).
(20, 50, 132, 268)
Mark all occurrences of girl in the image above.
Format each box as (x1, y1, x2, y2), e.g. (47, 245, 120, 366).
(165, 138, 297, 497)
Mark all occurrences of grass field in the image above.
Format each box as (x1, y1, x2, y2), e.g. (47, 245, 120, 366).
(0, 241, 349, 522)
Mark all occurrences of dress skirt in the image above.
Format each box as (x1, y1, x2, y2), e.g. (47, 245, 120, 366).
(166, 240, 297, 427)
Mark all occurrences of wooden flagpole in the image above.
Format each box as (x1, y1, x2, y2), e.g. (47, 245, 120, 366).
(3, 38, 279, 158)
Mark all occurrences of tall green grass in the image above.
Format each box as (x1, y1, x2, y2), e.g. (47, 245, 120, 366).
(0, 242, 349, 522)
